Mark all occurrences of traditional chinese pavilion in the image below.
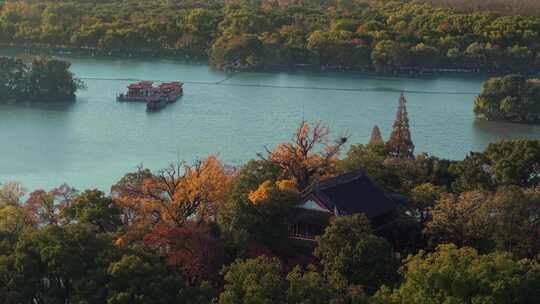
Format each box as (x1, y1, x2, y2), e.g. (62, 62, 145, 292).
(289, 170, 405, 244)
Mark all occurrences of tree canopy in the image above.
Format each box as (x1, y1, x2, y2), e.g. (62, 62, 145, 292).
(374, 244, 540, 304)
(0, 56, 83, 102)
(474, 74, 540, 123)
(3, 1, 540, 72)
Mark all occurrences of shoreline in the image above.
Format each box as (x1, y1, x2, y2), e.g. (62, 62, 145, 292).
(3, 44, 539, 77)
(0, 95, 77, 103)
(476, 116, 540, 125)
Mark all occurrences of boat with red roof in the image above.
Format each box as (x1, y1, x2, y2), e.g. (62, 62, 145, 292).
(117, 81, 183, 111)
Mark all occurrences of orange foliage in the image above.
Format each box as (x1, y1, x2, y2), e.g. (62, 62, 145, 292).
(113, 155, 232, 244)
(260, 121, 347, 190)
(248, 180, 272, 205)
(276, 179, 297, 192)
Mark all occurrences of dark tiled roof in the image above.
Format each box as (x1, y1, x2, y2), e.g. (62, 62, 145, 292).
(306, 170, 401, 219)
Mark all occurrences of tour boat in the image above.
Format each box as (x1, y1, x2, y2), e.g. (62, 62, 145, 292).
(116, 81, 183, 111)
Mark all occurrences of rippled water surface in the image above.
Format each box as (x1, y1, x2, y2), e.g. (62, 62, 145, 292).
(2, 55, 540, 191)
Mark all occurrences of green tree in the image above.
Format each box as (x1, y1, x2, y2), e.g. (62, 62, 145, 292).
(0, 204, 34, 239)
(106, 253, 197, 304)
(26, 57, 83, 100)
(185, 8, 221, 50)
(286, 265, 336, 304)
(337, 143, 400, 192)
(409, 43, 439, 68)
(374, 244, 540, 304)
(371, 40, 406, 73)
(210, 34, 263, 70)
(450, 151, 494, 191)
(474, 74, 540, 123)
(409, 183, 443, 223)
(219, 256, 286, 304)
(314, 214, 398, 293)
(218, 160, 300, 259)
(63, 189, 122, 233)
(484, 139, 540, 187)
(14, 223, 116, 303)
(0, 56, 83, 102)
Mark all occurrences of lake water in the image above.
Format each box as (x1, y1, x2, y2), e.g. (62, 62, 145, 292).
(2, 55, 540, 191)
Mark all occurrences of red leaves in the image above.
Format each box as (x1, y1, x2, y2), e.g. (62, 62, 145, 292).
(25, 184, 77, 225)
(143, 222, 223, 285)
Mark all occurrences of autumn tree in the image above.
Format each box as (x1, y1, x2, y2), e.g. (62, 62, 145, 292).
(386, 93, 414, 159)
(112, 156, 230, 285)
(143, 221, 223, 285)
(25, 184, 78, 226)
(113, 155, 231, 242)
(259, 120, 347, 190)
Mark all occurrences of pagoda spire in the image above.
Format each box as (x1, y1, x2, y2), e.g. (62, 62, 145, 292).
(369, 125, 384, 145)
(387, 92, 414, 159)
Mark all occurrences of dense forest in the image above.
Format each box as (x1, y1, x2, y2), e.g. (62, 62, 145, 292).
(474, 74, 540, 123)
(424, 0, 540, 16)
(0, 56, 82, 101)
(2, 0, 540, 71)
(2, 118, 539, 303)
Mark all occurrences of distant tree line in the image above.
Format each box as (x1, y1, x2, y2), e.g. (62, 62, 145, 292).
(2, 115, 540, 303)
(474, 74, 540, 123)
(2, 0, 540, 72)
(424, 0, 540, 16)
(0, 56, 82, 101)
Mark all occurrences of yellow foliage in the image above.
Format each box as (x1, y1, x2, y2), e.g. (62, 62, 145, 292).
(276, 179, 298, 193)
(248, 180, 272, 205)
(248, 179, 300, 205)
(113, 155, 232, 244)
(0, 205, 34, 235)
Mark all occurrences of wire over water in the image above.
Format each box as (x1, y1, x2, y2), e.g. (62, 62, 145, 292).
(78, 76, 478, 95)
